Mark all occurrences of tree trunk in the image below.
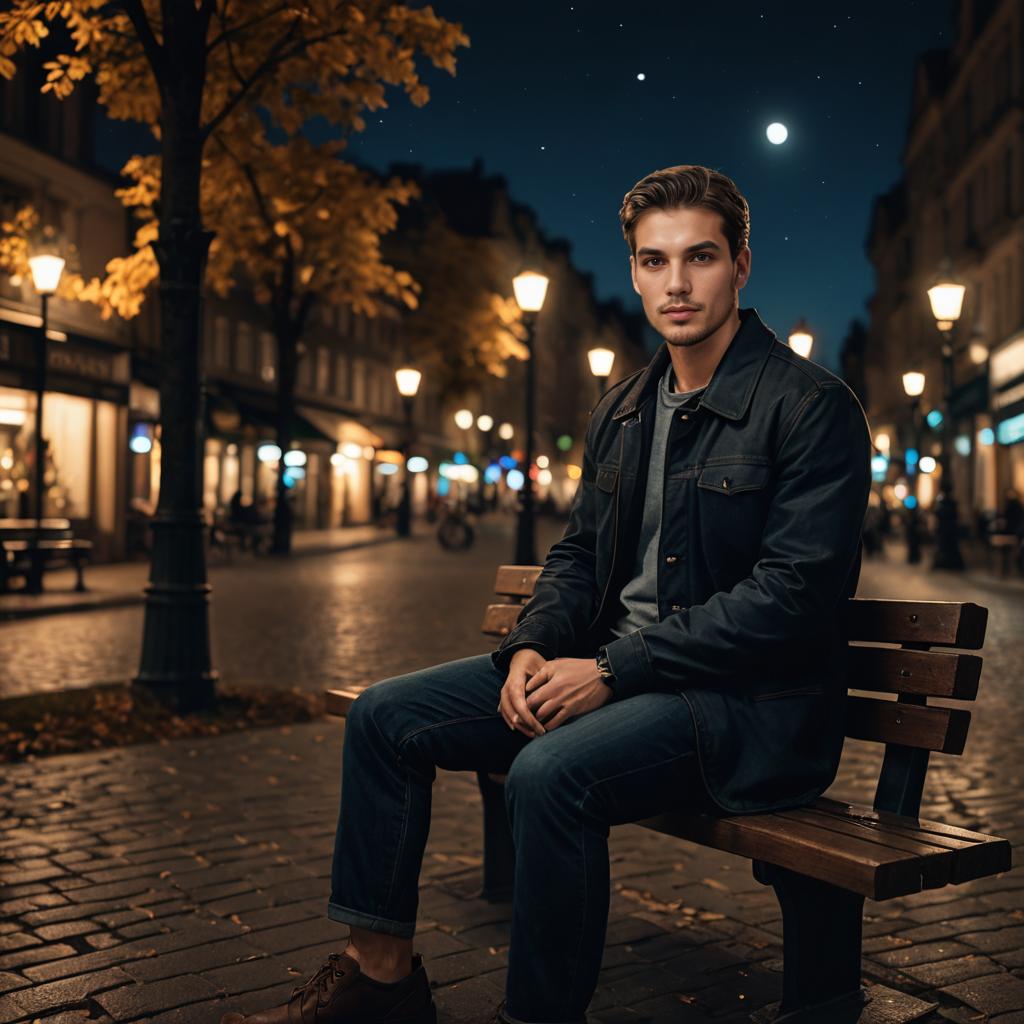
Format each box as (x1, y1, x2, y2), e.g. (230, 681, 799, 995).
(133, 4, 216, 711)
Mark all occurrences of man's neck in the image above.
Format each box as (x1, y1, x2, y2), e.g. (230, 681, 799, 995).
(665, 308, 741, 393)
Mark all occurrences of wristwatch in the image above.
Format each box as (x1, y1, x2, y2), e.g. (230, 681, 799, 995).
(595, 647, 616, 692)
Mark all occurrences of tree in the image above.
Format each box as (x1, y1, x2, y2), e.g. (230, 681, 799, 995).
(101, 134, 424, 554)
(0, 1, 467, 710)
(387, 213, 528, 399)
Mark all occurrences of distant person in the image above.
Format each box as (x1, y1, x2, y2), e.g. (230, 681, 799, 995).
(223, 164, 871, 1024)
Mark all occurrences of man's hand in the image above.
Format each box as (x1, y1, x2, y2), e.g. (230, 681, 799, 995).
(499, 648, 550, 738)
(523, 657, 613, 733)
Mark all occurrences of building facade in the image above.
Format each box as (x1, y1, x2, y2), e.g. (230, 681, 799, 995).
(862, 0, 1024, 528)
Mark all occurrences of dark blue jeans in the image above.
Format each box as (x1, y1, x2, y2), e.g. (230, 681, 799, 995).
(328, 653, 711, 1023)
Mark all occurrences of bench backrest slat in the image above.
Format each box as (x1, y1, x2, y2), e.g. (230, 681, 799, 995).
(844, 598, 987, 649)
(845, 696, 971, 754)
(847, 647, 981, 700)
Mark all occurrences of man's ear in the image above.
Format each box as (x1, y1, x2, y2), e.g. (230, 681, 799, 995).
(629, 254, 641, 296)
(734, 246, 751, 289)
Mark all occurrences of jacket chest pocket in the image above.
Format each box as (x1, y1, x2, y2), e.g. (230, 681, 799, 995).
(596, 466, 618, 494)
(697, 460, 772, 581)
(697, 461, 771, 496)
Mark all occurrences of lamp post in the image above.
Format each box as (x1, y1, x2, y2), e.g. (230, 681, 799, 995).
(512, 270, 549, 565)
(902, 371, 926, 565)
(788, 318, 814, 359)
(926, 269, 967, 570)
(395, 367, 422, 538)
(587, 347, 615, 400)
(26, 251, 66, 594)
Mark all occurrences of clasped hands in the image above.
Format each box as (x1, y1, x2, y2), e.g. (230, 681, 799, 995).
(497, 647, 613, 738)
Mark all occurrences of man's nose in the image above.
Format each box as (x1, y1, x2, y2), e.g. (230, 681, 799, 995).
(665, 263, 692, 295)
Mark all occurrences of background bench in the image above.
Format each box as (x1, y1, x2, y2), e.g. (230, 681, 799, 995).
(0, 518, 92, 593)
(326, 565, 1010, 1021)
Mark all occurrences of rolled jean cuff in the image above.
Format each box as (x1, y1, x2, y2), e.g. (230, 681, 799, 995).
(326, 901, 416, 939)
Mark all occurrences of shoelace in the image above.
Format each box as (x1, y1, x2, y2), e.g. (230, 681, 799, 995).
(291, 953, 346, 1002)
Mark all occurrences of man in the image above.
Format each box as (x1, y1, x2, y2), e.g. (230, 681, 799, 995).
(223, 164, 871, 1024)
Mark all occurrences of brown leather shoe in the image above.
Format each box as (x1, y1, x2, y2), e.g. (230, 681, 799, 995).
(219, 951, 435, 1024)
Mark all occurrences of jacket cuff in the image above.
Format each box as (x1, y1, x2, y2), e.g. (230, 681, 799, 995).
(601, 630, 653, 701)
(490, 639, 556, 675)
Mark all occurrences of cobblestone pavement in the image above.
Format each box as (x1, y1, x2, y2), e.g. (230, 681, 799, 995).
(0, 524, 1022, 1022)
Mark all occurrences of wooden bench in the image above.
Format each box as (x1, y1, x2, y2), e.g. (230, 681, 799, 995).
(326, 565, 1011, 1020)
(0, 518, 92, 593)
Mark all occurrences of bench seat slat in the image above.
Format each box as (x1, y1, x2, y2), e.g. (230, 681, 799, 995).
(812, 798, 1012, 883)
(773, 808, 952, 888)
(326, 688, 362, 717)
(637, 808, 927, 900)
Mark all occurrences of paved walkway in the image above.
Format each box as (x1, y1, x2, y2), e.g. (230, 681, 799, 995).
(0, 523, 414, 621)
(1, 720, 1021, 1024)
(0, 538, 1022, 1022)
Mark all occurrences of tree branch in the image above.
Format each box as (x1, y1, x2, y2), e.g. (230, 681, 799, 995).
(117, 0, 165, 82)
(205, 3, 290, 55)
(201, 20, 356, 140)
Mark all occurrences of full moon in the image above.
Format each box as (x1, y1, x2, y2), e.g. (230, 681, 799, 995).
(766, 122, 788, 145)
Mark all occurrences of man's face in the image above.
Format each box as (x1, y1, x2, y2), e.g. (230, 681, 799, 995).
(629, 206, 750, 348)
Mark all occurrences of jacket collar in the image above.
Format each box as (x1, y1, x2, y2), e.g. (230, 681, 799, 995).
(612, 307, 777, 423)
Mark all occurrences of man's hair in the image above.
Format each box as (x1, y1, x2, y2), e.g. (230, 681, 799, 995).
(619, 165, 750, 261)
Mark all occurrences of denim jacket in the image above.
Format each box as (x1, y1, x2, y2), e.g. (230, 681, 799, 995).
(492, 308, 872, 814)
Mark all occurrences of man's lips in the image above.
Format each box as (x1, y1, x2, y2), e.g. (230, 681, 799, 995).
(664, 307, 698, 320)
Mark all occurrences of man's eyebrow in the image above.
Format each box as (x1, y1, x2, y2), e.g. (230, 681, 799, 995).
(636, 240, 723, 256)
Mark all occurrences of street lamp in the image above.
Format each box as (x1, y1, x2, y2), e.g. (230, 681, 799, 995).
(26, 248, 66, 594)
(926, 267, 967, 570)
(902, 371, 926, 565)
(395, 367, 422, 538)
(454, 408, 474, 430)
(788, 318, 814, 359)
(588, 347, 615, 399)
(512, 269, 550, 565)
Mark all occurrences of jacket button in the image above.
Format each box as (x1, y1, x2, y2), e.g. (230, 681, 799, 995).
(721, 478, 730, 490)
(665, 555, 678, 564)
(679, 413, 689, 421)
(670, 603, 683, 612)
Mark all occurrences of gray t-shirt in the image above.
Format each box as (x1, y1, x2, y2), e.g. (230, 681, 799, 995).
(609, 362, 704, 639)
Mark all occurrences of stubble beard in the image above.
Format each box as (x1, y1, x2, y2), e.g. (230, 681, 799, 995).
(656, 301, 733, 349)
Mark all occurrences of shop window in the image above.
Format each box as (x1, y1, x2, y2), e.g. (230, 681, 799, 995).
(260, 332, 277, 383)
(352, 358, 366, 407)
(316, 346, 330, 393)
(236, 322, 254, 374)
(298, 345, 313, 390)
(335, 353, 349, 400)
(42, 392, 93, 519)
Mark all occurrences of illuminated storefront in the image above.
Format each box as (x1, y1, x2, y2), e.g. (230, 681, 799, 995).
(0, 324, 129, 561)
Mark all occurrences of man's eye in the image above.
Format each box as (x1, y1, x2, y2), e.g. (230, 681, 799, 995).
(692, 253, 711, 263)
(643, 258, 663, 267)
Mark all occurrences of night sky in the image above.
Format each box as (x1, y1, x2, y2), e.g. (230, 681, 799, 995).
(92, 3, 953, 372)
(344, 1, 951, 370)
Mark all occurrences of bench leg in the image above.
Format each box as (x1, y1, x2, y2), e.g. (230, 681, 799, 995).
(753, 860, 867, 1020)
(74, 559, 87, 592)
(476, 771, 514, 902)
